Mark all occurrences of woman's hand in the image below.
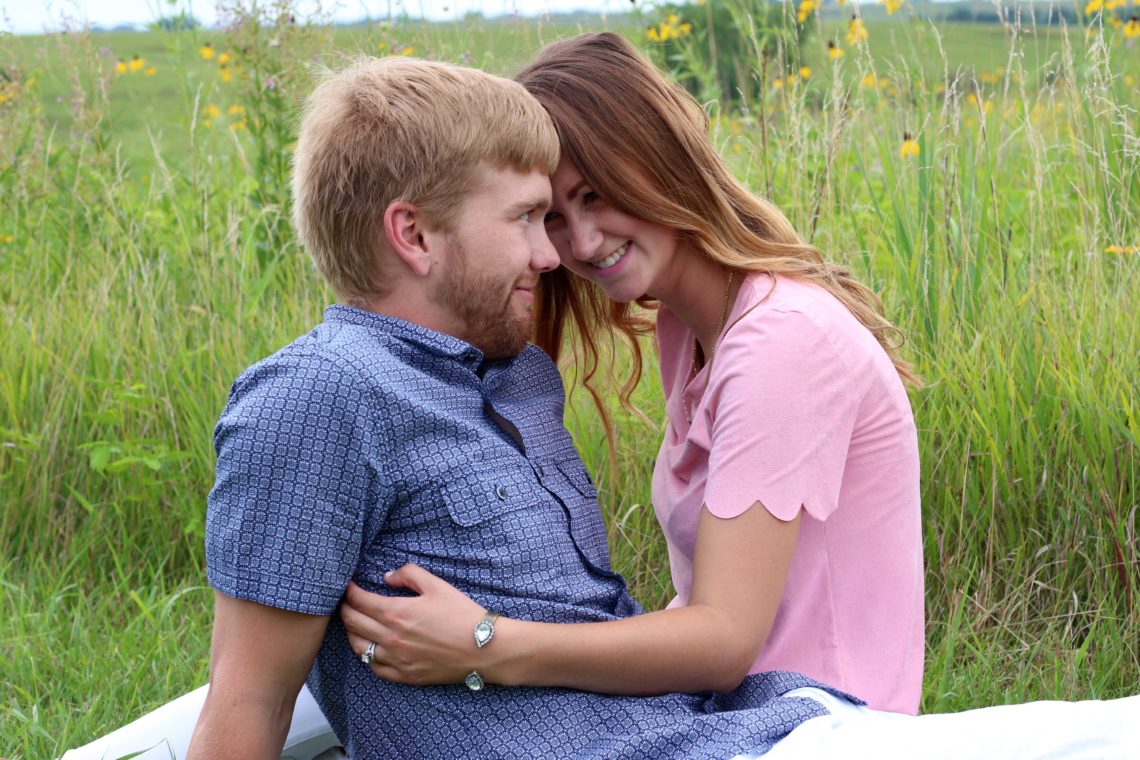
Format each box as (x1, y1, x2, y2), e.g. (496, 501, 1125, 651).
(340, 564, 490, 686)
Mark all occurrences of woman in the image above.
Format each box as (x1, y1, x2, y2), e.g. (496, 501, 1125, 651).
(339, 32, 925, 714)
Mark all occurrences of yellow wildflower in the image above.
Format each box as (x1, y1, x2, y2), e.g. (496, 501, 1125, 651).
(883, 0, 904, 15)
(879, 77, 890, 89)
(1112, 16, 1123, 28)
(679, 22, 692, 35)
(219, 66, 233, 83)
(966, 94, 993, 114)
(773, 78, 784, 90)
(198, 43, 215, 60)
(129, 55, 145, 73)
(828, 41, 845, 60)
(899, 133, 919, 158)
(837, 0, 848, 5)
(115, 60, 127, 74)
(1086, 0, 1104, 14)
(1106, 244, 1138, 254)
(1107, 0, 1124, 8)
(144, 66, 156, 77)
(218, 52, 232, 66)
(1, 234, 13, 244)
(1125, 16, 1140, 37)
(401, 46, 415, 56)
(377, 41, 387, 51)
(799, 66, 812, 80)
(202, 104, 221, 119)
(1125, 74, 1136, 87)
(861, 73, 877, 88)
(226, 104, 245, 116)
(230, 119, 247, 131)
(647, 25, 661, 42)
(846, 17, 869, 45)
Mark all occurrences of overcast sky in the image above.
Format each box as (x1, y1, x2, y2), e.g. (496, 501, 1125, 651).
(2, 0, 630, 34)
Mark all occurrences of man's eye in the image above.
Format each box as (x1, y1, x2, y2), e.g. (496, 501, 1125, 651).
(519, 211, 532, 222)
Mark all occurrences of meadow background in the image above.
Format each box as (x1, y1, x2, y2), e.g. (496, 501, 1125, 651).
(2, 0, 1138, 756)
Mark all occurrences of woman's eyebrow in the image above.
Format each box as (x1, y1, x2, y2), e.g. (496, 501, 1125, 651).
(562, 178, 588, 202)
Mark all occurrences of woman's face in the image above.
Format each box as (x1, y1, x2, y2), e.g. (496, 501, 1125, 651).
(544, 155, 683, 303)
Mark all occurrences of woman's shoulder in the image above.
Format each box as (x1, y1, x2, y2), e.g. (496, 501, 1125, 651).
(725, 272, 895, 384)
(735, 272, 846, 321)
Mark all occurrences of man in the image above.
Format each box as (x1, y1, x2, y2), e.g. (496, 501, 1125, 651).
(186, 56, 841, 759)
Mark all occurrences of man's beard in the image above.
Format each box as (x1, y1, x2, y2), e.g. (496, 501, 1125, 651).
(431, 236, 534, 360)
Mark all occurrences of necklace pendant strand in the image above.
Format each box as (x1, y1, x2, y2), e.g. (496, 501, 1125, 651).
(684, 269, 736, 424)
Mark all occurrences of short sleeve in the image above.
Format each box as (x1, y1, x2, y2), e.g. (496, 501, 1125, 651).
(702, 309, 861, 522)
(205, 349, 378, 615)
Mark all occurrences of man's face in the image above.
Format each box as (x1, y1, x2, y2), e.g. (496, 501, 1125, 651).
(429, 166, 558, 360)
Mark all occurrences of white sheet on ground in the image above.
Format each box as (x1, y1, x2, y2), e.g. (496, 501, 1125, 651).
(737, 687, 1140, 760)
(59, 683, 344, 760)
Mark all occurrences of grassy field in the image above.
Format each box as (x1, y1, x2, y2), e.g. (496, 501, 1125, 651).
(2, 2, 1138, 757)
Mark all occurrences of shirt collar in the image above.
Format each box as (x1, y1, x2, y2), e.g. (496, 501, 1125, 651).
(323, 304, 486, 369)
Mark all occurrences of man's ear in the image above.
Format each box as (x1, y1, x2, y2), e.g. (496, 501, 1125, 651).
(383, 200, 435, 278)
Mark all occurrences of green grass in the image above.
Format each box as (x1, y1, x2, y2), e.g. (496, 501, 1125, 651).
(2, 4, 1138, 757)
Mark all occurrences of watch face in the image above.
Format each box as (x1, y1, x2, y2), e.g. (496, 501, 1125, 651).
(474, 619, 494, 647)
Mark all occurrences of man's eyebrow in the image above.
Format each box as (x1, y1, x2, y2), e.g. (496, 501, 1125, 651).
(511, 196, 551, 212)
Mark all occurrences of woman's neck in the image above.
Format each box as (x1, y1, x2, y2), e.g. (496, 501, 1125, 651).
(651, 246, 740, 359)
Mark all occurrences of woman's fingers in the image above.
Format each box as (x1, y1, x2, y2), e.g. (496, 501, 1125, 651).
(383, 562, 438, 595)
(345, 580, 394, 615)
(340, 597, 384, 637)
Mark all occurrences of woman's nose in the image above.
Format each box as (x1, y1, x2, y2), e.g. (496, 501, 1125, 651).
(567, 218, 601, 261)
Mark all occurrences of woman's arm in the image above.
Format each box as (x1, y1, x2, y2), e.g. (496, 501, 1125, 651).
(341, 502, 798, 695)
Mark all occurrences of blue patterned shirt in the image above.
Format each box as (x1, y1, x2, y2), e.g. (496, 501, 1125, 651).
(206, 305, 853, 759)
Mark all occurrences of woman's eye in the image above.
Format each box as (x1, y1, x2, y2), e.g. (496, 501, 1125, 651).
(582, 191, 599, 205)
(543, 211, 562, 226)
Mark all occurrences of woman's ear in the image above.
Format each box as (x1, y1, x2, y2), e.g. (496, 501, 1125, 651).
(383, 200, 434, 278)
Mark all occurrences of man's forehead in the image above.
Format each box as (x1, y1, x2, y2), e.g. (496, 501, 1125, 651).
(471, 164, 551, 205)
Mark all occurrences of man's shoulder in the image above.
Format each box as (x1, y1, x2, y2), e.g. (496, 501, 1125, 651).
(231, 320, 394, 397)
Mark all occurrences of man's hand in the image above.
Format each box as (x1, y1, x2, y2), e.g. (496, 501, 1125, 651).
(187, 591, 330, 760)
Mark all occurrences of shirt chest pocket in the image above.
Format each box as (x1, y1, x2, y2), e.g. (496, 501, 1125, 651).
(437, 463, 552, 527)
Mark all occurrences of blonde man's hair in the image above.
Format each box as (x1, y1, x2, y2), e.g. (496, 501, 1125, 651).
(292, 56, 560, 304)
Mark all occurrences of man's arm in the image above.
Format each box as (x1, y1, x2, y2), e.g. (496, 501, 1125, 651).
(187, 591, 330, 760)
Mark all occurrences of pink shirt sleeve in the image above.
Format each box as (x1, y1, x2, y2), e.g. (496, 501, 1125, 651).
(702, 307, 863, 522)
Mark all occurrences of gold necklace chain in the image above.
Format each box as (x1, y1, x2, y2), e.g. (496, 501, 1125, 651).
(684, 269, 735, 424)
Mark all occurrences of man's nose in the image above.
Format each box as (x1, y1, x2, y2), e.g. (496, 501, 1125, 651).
(533, 229, 560, 273)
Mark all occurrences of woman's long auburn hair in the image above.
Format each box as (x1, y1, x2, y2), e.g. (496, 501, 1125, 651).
(518, 33, 920, 443)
